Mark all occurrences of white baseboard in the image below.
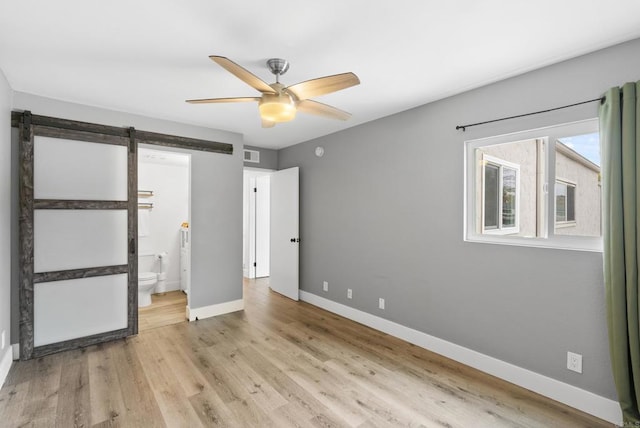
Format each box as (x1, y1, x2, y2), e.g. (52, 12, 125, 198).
(155, 280, 180, 293)
(300, 291, 622, 426)
(187, 299, 244, 322)
(0, 345, 13, 388)
(12, 343, 19, 360)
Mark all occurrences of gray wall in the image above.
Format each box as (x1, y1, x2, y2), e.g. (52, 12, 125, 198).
(279, 38, 640, 400)
(243, 144, 278, 170)
(0, 71, 13, 357)
(10, 93, 244, 343)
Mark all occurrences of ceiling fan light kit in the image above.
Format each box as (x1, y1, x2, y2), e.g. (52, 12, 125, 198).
(187, 55, 360, 127)
(259, 95, 296, 122)
(258, 82, 296, 122)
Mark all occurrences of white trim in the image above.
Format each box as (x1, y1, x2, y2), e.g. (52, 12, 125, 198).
(186, 299, 244, 321)
(300, 291, 622, 426)
(0, 345, 13, 388)
(555, 179, 576, 223)
(12, 343, 19, 360)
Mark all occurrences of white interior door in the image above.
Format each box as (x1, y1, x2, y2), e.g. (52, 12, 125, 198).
(269, 167, 299, 300)
(247, 177, 257, 278)
(255, 175, 270, 278)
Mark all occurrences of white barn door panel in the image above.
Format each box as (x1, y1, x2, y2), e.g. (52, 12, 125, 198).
(34, 136, 128, 201)
(34, 210, 128, 273)
(31, 134, 132, 351)
(34, 275, 128, 347)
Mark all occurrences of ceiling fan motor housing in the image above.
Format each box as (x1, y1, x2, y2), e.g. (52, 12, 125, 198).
(267, 58, 290, 79)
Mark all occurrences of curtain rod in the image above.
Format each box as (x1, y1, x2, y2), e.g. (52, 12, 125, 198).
(455, 97, 604, 132)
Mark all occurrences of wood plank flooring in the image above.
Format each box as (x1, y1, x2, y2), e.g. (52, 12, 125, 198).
(0, 278, 613, 427)
(138, 290, 188, 332)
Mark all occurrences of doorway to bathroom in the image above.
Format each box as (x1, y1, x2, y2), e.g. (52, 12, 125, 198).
(137, 147, 191, 331)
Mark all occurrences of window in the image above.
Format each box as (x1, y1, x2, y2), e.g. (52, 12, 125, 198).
(555, 180, 575, 223)
(482, 155, 520, 234)
(464, 119, 601, 251)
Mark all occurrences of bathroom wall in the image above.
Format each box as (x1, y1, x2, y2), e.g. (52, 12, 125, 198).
(138, 148, 190, 292)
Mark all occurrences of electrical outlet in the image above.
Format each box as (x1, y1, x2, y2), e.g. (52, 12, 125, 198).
(379, 298, 385, 310)
(347, 289, 353, 299)
(567, 351, 583, 373)
(323, 281, 328, 292)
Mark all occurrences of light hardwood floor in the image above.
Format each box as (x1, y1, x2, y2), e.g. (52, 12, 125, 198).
(138, 290, 188, 332)
(0, 278, 612, 427)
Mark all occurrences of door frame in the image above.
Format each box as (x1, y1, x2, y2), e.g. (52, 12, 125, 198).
(13, 111, 233, 359)
(243, 168, 273, 279)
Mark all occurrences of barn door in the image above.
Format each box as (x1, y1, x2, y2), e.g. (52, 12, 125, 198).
(18, 113, 137, 360)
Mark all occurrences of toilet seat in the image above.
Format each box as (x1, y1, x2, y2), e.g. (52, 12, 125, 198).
(139, 272, 157, 282)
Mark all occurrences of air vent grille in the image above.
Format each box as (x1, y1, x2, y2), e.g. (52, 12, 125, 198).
(243, 149, 260, 163)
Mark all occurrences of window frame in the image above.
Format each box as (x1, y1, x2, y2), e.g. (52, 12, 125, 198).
(463, 118, 602, 252)
(481, 154, 521, 235)
(555, 178, 577, 226)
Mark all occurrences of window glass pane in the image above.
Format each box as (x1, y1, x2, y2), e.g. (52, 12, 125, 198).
(502, 167, 516, 227)
(484, 164, 499, 229)
(567, 185, 575, 221)
(556, 132, 600, 236)
(558, 133, 600, 165)
(555, 182, 567, 222)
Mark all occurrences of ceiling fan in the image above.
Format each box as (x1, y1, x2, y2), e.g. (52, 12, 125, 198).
(186, 56, 360, 128)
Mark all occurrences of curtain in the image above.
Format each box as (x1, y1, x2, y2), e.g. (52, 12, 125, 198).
(600, 81, 640, 424)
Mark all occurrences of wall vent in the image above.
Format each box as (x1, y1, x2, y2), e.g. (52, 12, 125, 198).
(243, 149, 260, 163)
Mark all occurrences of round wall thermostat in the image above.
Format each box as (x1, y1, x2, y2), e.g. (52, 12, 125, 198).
(315, 146, 324, 157)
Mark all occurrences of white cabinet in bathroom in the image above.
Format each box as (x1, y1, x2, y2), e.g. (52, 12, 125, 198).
(180, 227, 190, 294)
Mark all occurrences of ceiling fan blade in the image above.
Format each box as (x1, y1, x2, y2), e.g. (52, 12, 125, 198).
(297, 100, 352, 121)
(261, 119, 276, 128)
(210, 56, 275, 94)
(286, 72, 360, 100)
(186, 97, 260, 104)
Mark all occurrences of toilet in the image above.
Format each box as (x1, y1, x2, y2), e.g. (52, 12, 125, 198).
(138, 271, 158, 307)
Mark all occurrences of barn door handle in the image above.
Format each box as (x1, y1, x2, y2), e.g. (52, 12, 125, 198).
(129, 238, 136, 255)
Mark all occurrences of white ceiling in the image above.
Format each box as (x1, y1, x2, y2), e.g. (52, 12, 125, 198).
(1, 1, 640, 150)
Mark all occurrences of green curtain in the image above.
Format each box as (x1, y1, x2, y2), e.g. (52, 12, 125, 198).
(600, 81, 640, 425)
